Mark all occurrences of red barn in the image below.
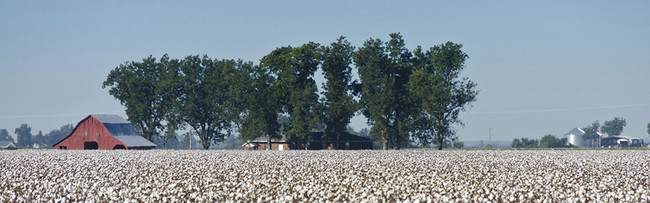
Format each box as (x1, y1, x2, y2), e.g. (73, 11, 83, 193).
(53, 115, 156, 150)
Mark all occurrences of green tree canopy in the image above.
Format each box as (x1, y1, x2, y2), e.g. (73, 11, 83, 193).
(236, 63, 283, 149)
(410, 42, 477, 150)
(261, 42, 321, 146)
(354, 33, 413, 150)
(175, 55, 241, 149)
(511, 138, 538, 148)
(539, 134, 569, 148)
(320, 36, 359, 149)
(601, 117, 626, 137)
(103, 54, 180, 141)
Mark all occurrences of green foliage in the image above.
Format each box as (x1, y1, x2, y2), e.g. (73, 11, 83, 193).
(321, 36, 359, 149)
(15, 124, 32, 148)
(647, 122, 650, 137)
(103, 54, 180, 142)
(0, 129, 14, 143)
(261, 42, 321, 146)
(410, 42, 477, 150)
(354, 33, 413, 150)
(175, 55, 242, 149)
(235, 63, 282, 148)
(601, 117, 626, 137)
(511, 138, 538, 148)
(539, 134, 569, 148)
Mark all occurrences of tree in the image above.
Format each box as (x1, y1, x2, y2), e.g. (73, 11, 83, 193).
(354, 33, 413, 150)
(33, 130, 45, 148)
(261, 42, 321, 147)
(601, 117, 626, 136)
(176, 55, 240, 149)
(236, 63, 282, 150)
(582, 121, 600, 147)
(511, 138, 538, 148)
(647, 122, 650, 138)
(103, 54, 180, 142)
(321, 36, 359, 149)
(410, 42, 478, 150)
(15, 124, 32, 148)
(0, 129, 14, 143)
(539, 134, 569, 148)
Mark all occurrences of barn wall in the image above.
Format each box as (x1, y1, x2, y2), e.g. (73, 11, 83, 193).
(54, 116, 125, 150)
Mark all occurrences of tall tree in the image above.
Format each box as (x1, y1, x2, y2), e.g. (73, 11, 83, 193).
(103, 54, 180, 141)
(647, 122, 650, 138)
(601, 117, 626, 137)
(176, 55, 239, 149)
(235, 63, 283, 150)
(15, 124, 32, 148)
(261, 42, 321, 147)
(320, 36, 358, 149)
(354, 33, 413, 149)
(582, 121, 600, 147)
(0, 129, 14, 143)
(410, 42, 477, 150)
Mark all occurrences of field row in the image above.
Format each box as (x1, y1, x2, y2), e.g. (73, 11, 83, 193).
(1, 150, 649, 202)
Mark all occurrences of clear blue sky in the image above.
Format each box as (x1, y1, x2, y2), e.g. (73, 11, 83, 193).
(1, 1, 649, 142)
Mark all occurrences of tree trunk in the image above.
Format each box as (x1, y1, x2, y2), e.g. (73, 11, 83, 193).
(267, 134, 271, 150)
(382, 139, 388, 150)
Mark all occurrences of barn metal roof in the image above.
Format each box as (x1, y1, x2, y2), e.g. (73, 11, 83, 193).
(92, 114, 156, 148)
(114, 136, 157, 148)
(92, 114, 131, 124)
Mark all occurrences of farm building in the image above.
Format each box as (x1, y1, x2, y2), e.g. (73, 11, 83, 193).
(601, 136, 645, 148)
(0, 141, 17, 150)
(564, 127, 602, 147)
(53, 115, 156, 150)
(245, 132, 373, 150)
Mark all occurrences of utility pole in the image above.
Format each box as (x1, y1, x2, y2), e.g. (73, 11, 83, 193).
(489, 128, 492, 147)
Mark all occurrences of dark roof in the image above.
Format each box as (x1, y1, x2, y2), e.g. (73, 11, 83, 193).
(251, 132, 372, 143)
(310, 132, 373, 142)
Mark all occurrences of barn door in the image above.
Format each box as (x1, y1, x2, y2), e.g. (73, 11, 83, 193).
(84, 141, 98, 150)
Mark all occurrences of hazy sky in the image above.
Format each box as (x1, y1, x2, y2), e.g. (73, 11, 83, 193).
(1, 1, 649, 142)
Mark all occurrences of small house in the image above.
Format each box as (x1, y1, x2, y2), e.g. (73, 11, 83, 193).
(53, 115, 156, 150)
(246, 132, 373, 150)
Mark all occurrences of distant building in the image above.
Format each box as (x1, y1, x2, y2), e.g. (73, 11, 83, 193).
(564, 128, 602, 147)
(601, 136, 645, 148)
(0, 141, 17, 150)
(245, 132, 373, 150)
(53, 115, 156, 150)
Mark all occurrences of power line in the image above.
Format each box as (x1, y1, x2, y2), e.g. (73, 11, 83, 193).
(0, 111, 125, 119)
(469, 103, 648, 115)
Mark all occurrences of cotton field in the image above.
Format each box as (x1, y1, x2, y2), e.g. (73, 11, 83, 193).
(1, 150, 649, 202)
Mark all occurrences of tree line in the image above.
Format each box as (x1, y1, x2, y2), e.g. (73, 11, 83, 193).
(0, 124, 73, 148)
(103, 33, 478, 150)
